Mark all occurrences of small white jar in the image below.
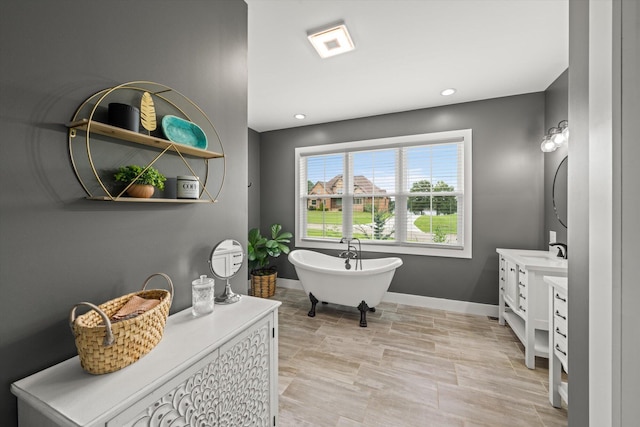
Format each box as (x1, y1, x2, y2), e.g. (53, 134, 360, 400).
(191, 275, 215, 317)
(177, 175, 199, 199)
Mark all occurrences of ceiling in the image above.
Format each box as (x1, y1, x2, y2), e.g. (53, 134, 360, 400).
(247, 0, 568, 133)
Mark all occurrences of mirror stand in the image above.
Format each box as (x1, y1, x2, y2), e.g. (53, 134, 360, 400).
(209, 239, 245, 305)
(215, 279, 241, 304)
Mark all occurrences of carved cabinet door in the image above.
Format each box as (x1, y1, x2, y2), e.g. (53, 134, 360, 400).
(217, 315, 274, 427)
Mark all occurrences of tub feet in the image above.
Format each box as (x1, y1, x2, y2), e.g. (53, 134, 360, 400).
(369, 307, 376, 313)
(358, 300, 370, 327)
(308, 293, 319, 317)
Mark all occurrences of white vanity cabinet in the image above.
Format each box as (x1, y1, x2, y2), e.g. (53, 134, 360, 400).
(11, 297, 280, 427)
(545, 275, 569, 407)
(497, 249, 567, 369)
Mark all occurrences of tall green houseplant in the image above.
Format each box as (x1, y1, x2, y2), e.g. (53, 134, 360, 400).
(248, 224, 292, 274)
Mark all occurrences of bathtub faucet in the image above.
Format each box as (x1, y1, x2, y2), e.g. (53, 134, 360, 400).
(339, 237, 362, 270)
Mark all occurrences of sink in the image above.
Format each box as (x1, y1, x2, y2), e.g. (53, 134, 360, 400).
(523, 253, 561, 260)
(520, 255, 568, 269)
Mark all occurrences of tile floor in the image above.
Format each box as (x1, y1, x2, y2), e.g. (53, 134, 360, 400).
(273, 287, 567, 427)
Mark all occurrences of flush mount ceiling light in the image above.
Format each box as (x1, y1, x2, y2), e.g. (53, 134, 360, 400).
(541, 120, 569, 152)
(440, 88, 457, 96)
(307, 21, 355, 59)
(294, 113, 306, 120)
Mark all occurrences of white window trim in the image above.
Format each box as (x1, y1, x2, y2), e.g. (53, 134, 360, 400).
(294, 129, 472, 258)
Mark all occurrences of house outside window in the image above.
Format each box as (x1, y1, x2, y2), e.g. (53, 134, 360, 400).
(295, 130, 472, 258)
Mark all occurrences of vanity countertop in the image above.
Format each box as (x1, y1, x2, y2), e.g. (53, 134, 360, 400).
(544, 275, 568, 294)
(497, 248, 568, 275)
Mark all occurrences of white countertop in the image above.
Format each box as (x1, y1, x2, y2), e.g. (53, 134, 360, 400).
(544, 275, 568, 294)
(11, 296, 281, 426)
(497, 248, 568, 275)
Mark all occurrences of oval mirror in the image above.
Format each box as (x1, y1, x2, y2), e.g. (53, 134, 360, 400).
(552, 156, 568, 228)
(209, 239, 244, 279)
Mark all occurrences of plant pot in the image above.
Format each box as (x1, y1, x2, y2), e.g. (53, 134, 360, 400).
(250, 269, 277, 298)
(126, 184, 155, 198)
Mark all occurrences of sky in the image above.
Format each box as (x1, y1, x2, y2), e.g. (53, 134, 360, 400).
(306, 143, 459, 193)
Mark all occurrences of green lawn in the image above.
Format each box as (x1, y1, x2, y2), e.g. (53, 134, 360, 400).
(306, 210, 378, 225)
(414, 214, 458, 234)
(307, 210, 456, 234)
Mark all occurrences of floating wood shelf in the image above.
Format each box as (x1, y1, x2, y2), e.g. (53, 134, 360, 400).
(86, 197, 217, 203)
(67, 119, 224, 159)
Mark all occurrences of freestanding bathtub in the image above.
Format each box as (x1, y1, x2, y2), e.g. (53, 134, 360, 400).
(288, 249, 403, 327)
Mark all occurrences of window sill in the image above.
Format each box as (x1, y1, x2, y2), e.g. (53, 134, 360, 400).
(295, 238, 471, 259)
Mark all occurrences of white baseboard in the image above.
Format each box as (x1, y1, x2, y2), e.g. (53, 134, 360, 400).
(274, 278, 498, 317)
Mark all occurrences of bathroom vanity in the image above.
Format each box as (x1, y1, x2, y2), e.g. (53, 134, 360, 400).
(545, 275, 569, 407)
(497, 249, 567, 369)
(11, 296, 280, 427)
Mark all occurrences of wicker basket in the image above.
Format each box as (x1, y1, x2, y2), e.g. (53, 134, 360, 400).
(250, 271, 276, 298)
(69, 273, 173, 375)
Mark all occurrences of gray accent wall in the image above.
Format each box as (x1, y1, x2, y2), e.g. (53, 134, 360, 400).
(620, 0, 640, 421)
(248, 128, 261, 231)
(0, 1, 247, 424)
(544, 70, 569, 246)
(259, 93, 545, 304)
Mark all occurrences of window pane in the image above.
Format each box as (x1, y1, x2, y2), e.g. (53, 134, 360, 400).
(304, 154, 344, 239)
(306, 198, 343, 238)
(353, 196, 396, 241)
(306, 154, 343, 196)
(405, 143, 459, 193)
(352, 149, 396, 195)
(406, 196, 459, 244)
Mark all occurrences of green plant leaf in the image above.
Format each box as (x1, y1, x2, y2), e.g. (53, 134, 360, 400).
(114, 164, 166, 190)
(271, 224, 282, 238)
(248, 223, 291, 271)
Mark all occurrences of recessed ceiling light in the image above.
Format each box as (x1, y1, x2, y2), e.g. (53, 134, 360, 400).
(307, 21, 355, 59)
(440, 88, 457, 96)
(294, 114, 306, 120)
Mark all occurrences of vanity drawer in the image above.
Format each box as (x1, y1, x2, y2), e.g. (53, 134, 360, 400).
(553, 292, 568, 329)
(554, 321, 568, 342)
(518, 267, 528, 288)
(517, 290, 528, 312)
(554, 334, 568, 369)
(553, 291, 568, 313)
(552, 288, 568, 371)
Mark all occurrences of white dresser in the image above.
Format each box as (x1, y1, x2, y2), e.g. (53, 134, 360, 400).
(545, 275, 569, 407)
(11, 296, 281, 427)
(497, 249, 567, 369)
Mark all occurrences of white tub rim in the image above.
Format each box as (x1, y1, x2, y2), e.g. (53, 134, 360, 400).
(288, 249, 403, 276)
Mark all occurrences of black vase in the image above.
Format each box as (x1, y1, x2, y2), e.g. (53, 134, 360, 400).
(108, 103, 140, 132)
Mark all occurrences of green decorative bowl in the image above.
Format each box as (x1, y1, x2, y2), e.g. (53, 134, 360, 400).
(161, 115, 207, 150)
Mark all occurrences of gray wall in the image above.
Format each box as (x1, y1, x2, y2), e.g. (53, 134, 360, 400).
(248, 128, 261, 231)
(544, 70, 569, 245)
(259, 93, 545, 304)
(620, 0, 640, 421)
(0, 1, 247, 425)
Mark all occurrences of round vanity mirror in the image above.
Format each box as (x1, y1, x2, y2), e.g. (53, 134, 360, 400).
(552, 156, 568, 228)
(209, 239, 244, 304)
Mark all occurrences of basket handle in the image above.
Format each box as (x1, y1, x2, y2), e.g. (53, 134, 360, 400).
(69, 302, 115, 347)
(141, 272, 174, 306)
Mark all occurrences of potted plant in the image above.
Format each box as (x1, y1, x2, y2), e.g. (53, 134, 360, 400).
(114, 165, 166, 198)
(248, 224, 292, 298)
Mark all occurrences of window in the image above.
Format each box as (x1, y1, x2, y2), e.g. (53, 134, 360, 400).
(295, 130, 472, 257)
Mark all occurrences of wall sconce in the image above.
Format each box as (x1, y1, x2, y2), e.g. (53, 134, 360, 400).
(541, 120, 569, 152)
